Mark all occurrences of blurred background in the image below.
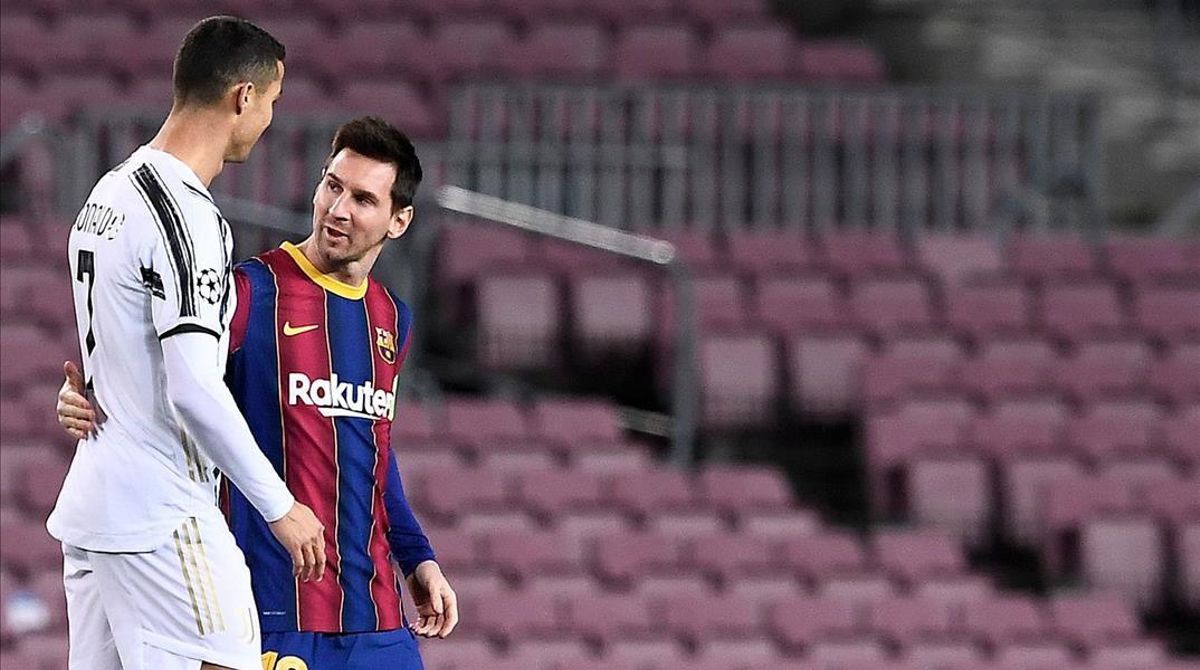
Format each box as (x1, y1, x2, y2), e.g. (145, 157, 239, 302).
(0, 0, 1198, 669)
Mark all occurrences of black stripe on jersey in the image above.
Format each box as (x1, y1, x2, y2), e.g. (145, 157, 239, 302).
(217, 214, 232, 322)
(131, 164, 197, 317)
(159, 323, 220, 340)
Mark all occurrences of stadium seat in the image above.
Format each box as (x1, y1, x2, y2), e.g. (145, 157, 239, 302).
(792, 40, 886, 83)
(960, 337, 1057, 402)
(609, 468, 697, 516)
(1049, 592, 1141, 648)
(962, 594, 1046, 646)
(471, 589, 563, 641)
(516, 469, 606, 517)
(476, 272, 562, 371)
(337, 80, 441, 138)
(787, 333, 870, 416)
(444, 398, 529, 447)
(703, 24, 792, 80)
(1065, 400, 1164, 463)
(1009, 234, 1098, 281)
(907, 454, 992, 545)
(916, 233, 1005, 286)
(612, 24, 698, 81)
(780, 530, 866, 581)
(686, 532, 776, 581)
(823, 231, 911, 278)
(849, 275, 936, 338)
(417, 636, 498, 670)
(659, 592, 760, 640)
(593, 532, 683, 582)
(768, 597, 858, 649)
(944, 277, 1033, 340)
(1000, 455, 1087, 545)
(1150, 344, 1200, 404)
(865, 399, 974, 518)
(861, 335, 964, 406)
(873, 528, 965, 584)
(993, 639, 1076, 669)
(1041, 476, 1136, 578)
(531, 398, 624, 445)
(646, 510, 725, 540)
(901, 640, 986, 667)
(727, 232, 822, 277)
(752, 273, 849, 335)
(496, 22, 609, 78)
(412, 467, 510, 518)
(1038, 280, 1126, 344)
(1080, 515, 1165, 607)
(1133, 284, 1200, 345)
(1180, 521, 1200, 608)
(698, 330, 779, 429)
(1104, 236, 1197, 283)
(566, 592, 653, 643)
(480, 530, 583, 580)
(819, 571, 898, 603)
(569, 272, 655, 358)
(866, 596, 954, 644)
(1144, 476, 1200, 525)
(725, 573, 806, 612)
(698, 465, 792, 514)
(507, 639, 594, 668)
(806, 637, 889, 666)
(333, 21, 434, 81)
(1052, 338, 1153, 403)
(737, 509, 821, 538)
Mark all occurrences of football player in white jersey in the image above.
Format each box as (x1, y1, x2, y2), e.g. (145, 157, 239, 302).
(48, 16, 325, 670)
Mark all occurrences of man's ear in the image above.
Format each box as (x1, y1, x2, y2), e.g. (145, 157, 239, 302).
(233, 81, 255, 115)
(387, 206, 414, 240)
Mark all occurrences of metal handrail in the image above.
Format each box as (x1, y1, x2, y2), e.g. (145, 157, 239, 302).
(436, 185, 699, 468)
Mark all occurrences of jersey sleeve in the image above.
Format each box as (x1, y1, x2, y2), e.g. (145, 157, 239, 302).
(384, 449, 436, 577)
(142, 191, 231, 339)
(228, 266, 252, 353)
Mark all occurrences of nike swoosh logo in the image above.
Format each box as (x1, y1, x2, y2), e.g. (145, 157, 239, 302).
(282, 322, 319, 337)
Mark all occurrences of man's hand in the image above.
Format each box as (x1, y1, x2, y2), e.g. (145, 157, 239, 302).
(268, 502, 327, 583)
(407, 560, 458, 638)
(57, 361, 96, 439)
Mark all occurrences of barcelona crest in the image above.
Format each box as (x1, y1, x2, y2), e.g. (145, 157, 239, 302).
(376, 327, 397, 363)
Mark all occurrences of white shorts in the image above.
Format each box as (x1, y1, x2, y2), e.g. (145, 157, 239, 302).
(63, 514, 262, 670)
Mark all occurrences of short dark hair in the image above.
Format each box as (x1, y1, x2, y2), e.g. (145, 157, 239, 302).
(173, 16, 285, 107)
(327, 116, 423, 212)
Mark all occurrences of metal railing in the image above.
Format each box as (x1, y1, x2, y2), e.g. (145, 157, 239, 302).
(445, 83, 1104, 235)
(435, 186, 699, 467)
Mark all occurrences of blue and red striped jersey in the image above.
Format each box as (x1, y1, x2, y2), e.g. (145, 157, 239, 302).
(223, 242, 434, 634)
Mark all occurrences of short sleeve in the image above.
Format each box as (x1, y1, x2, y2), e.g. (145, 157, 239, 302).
(147, 203, 232, 340)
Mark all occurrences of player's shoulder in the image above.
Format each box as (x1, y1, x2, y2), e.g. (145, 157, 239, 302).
(368, 279, 413, 330)
(118, 149, 220, 222)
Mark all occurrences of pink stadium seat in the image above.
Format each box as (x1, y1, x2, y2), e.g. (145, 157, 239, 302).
(1144, 476, 1200, 524)
(820, 571, 898, 604)
(873, 528, 965, 584)
(1133, 284, 1200, 345)
(908, 454, 992, 545)
(917, 234, 1005, 286)
(781, 530, 866, 580)
(413, 467, 509, 518)
(788, 334, 870, 416)
(410, 636, 496, 670)
(438, 220, 533, 288)
(792, 40, 886, 83)
(471, 589, 563, 641)
(725, 574, 806, 613)
(1049, 592, 1141, 648)
(605, 638, 688, 669)
(456, 510, 536, 535)
(849, 275, 936, 338)
(1080, 516, 1165, 607)
(1000, 455, 1087, 545)
(823, 231, 911, 278)
(535, 238, 632, 275)
(428, 20, 513, 79)
(480, 530, 582, 580)
(508, 639, 594, 668)
(861, 335, 964, 406)
(768, 596, 858, 648)
(1090, 640, 1169, 668)
(334, 21, 433, 80)
(1163, 404, 1200, 467)
(1180, 521, 1200, 608)
(29, 571, 66, 633)
(960, 337, 1057, 402)
(1104, 236, 1196, 282)
(963, 594, 1046, 646)
(531, 398, 623, 444)
(390, 400, 441, 443)
(0, 219, 32, 261)
(646, 510, 725, 540)
(0, 13, 56, 75)
(517, 469, 605, 516)
(612, 24, 698, 81)
(496, 22, 608, 77)
(1041, 477, 1135, 578)
(687, 533, 775, 581)
(251, 17, 330, 79)
(694, 637, 784, 667)
(704, 24, 792, 79)
(806, 638, 889, 666)
(0, 510, 62, 577)
(865, 399, 974, 517)
(476, 272, 562, 371)
(698, 465, 792, 514)
(971, 397, 1068, 457)
(1038, 280, 1126, 344)
(653, 230, 722, 269)
(570, 272, 655, 357)
(738, 509, 820, 538)
(728, 232, 821, 276)
(0, 73, 41, 132)
(1065, 400, 1164, 462)
(593, 532, 682, 582)
(1009, 234, 1098, 281)
(1151, 344, 1200, 404)
(123, 18, 198, 76)
(610, 468, 696, 516)
(658, 273, 750, 348)
(866, 596, 953, 644)
(753, 274, 849, 335)
(993, 639, 1076, 669)
(14, 632, 69, 670)
(571, 444, 655, 472)
(660, 592, 760, 639)
(698, 330, 778, 429)
(901, 640, 986, 668)
(337, 80, 441, 138)
(685, 0, 768, 24)
(444, 398, 528, 446)
(566, 592, 653, 642)
(945, 277, 1033, 340)
(1053, 338, 1153, 402)
(13, 449, 69, 516)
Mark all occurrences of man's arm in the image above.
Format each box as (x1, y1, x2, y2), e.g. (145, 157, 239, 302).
(384, 449, 435, 576)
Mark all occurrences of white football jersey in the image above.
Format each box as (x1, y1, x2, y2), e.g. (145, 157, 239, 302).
(49, 146, 237, 552)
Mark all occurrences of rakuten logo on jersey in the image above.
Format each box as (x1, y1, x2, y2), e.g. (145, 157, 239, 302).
(287, 373, 395, 421)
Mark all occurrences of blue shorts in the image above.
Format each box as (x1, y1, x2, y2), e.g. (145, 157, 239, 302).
(262, 628, 424, 670)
